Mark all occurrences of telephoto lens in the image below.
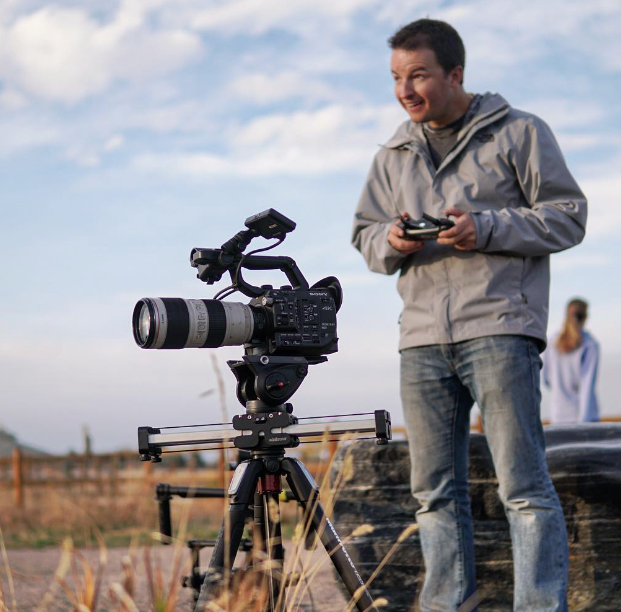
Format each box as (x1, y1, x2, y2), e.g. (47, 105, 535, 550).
(133, 298, 256, 349)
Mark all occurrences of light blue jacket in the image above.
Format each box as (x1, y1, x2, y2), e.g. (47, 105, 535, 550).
(542, 330, 600, 423)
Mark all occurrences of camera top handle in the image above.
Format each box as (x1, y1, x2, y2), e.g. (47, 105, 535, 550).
(190, 208, 312, 298)
(192, 250, 309, 297)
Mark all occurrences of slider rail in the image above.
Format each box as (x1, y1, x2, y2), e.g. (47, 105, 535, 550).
(139, 410, 391, 460)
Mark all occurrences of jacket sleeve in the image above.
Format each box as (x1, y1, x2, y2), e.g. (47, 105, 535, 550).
(578, 339, 600, 422)
(351, 151, 408, 275)
(471, 116, 587, 256)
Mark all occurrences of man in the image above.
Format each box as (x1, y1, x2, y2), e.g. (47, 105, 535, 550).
(352, 19, 586, 612)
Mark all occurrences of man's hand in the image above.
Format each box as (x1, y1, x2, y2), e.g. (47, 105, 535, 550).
(437, 207, 477, 250)
(388, 215, 425, 254)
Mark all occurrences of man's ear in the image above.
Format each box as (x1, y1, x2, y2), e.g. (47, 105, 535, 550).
(449, 65, 464, 87)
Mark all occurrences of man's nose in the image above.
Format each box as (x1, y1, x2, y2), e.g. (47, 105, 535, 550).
(397, 79, 414, 98)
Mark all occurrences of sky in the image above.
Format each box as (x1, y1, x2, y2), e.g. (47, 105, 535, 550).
(1, 0, 620, 454)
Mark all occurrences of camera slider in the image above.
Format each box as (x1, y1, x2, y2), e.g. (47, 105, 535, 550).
(138, 409, 392, 462)
(398, 212, 455, 240)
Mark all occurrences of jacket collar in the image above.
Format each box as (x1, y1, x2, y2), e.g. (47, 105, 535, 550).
(382, 92, 510, 150)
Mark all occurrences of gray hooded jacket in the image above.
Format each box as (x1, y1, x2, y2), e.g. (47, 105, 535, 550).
(352, 93, 587, 351)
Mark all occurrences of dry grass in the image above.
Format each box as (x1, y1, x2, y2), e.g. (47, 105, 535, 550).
(0, 432, 429, 612)
(0, 465, 238, 550)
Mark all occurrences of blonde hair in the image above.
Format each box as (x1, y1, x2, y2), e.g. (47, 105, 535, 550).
(555, 298, 588, 354)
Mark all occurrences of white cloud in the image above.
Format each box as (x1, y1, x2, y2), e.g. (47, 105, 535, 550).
(551, 251, 613, 272)
(579, 172, 621, 238)
(104, 134, 125, 151)
(0, 3, 202, 103)
(65, 145, 100, 167)
(555, 134, 602, 154)
(134, 151, 230, 174)
(186, 0, 381, 35)
(132, 103, 404, 177)
(0, 90, 216, 161)
(225, 71, 343, 105)
(520, 98, 605, 132)
(0, 86, 28, 110)
(0, 113, 60, 155)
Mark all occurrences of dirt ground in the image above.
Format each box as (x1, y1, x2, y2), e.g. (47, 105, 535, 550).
(2, 544, 348, 611)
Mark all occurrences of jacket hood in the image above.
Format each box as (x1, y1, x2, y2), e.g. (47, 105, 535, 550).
(383, 92, 510, 149)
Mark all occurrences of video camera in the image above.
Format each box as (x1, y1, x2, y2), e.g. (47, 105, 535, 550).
(132, 209, 341, 357)
(132, 209, 343, 406)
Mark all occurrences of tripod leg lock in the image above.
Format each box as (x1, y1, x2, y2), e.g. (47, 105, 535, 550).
(281, 457, 319, 503)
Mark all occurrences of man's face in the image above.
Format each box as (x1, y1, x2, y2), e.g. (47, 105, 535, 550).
(390, 47, 463, 127)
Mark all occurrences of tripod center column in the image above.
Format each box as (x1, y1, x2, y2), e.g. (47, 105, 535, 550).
(258, 473, 282, 494)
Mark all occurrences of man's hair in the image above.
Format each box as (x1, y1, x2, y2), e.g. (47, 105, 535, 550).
(388, 19, 465, 82)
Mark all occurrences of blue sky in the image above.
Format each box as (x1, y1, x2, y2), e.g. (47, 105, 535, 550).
(1, 0, 620, 454)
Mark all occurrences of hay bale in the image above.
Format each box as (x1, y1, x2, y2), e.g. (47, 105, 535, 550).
(329, 424, 621, 611)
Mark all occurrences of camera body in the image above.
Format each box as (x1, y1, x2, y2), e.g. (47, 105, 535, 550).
(247, 285, 338, 356)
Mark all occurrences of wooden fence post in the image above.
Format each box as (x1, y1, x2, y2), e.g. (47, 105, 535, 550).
(110, 454, 119, 507)
(13, 447, 24, 508)
(143, 458, 153, 493)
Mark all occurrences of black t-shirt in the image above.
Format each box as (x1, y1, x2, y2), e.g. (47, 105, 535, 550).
(423, 94, 482, 169)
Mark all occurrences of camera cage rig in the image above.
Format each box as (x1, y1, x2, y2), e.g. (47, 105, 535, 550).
(190, 207, 342, 307)
(136, 209, 392, 612)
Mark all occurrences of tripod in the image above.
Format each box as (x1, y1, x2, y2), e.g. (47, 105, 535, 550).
(138, 355, 391, 612)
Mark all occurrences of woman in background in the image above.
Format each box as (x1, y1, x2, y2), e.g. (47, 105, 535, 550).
(543, 298, 600, 423)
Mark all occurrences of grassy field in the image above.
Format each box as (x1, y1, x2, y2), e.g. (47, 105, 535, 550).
(0, 441, 379, 612)
(0, 463, 306, 550)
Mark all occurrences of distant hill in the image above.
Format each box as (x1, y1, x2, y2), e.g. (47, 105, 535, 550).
(0, 428, 50, 457)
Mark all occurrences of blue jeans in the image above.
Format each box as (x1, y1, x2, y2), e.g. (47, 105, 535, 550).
(401, 335, 568, 612)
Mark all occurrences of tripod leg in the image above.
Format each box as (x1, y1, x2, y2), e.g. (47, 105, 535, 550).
(253, 491, 284, 565)
(263, 492, 284, 610)
(282, 457, 378, 612)
(254, 484, 286, 611)
(195, 459, 263, 611)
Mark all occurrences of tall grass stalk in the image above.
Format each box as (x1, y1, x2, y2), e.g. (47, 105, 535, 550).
(143, 534, 190, 612)
(34, 537, 73, 612)
(109, 582, 140, 612)
(200, 565, 269, 612)
(281, 432, 356, 612)
(457, 590, 482, 612)
(144, 478, 194, 612)
(0, 527, 17, 612)
(209, 352, 235, 604)
(343, 523, 419, 612)
(109, 553, 138, 612)
(288, 523, 376, 611)
(57, 530, 107, 612)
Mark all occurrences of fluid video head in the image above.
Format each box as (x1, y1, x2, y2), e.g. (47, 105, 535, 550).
(132, 209, 342, 406)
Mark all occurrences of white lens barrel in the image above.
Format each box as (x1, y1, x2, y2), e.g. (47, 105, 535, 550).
(133, 298, 255, 349)
(185, 299, 254, 348)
